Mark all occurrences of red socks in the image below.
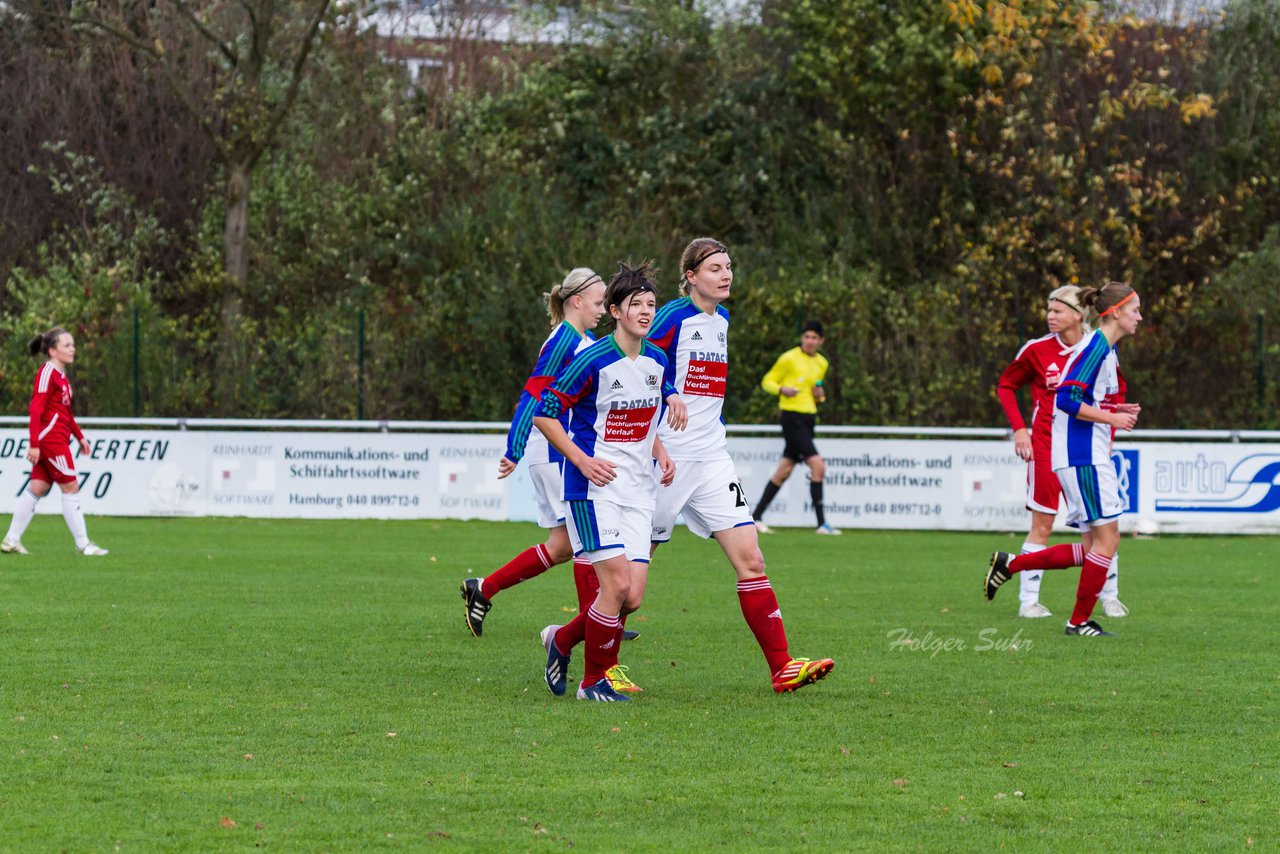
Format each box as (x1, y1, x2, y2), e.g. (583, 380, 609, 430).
(482, 544, 554, 598)
(573, 558, 599, 613)
(581, 606, 621, 689)
(1070, 552, 1112, 625)
(1009, 542, 1084, 573)
(737, 576, 791, 675)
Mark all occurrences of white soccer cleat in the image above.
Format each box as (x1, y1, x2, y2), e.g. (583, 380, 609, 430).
(815, 523, 842, 535)
(78, 543, 109, 556)
(754, 521, 773, 534)
(1, 537, 29, 555)
(1018, 601, 1053, 618)
(1101, 598, 1129, 618)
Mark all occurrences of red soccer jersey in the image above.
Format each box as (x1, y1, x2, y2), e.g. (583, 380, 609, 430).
(28, 362, 84, 448)
(996, 333, 1081, 443)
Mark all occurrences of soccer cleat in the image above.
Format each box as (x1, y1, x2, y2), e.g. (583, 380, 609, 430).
(985, 552, 1012, 601)
(1065, 620, 1115, 637)
(605, 664, 643, 693)
(1018, 601, 1053, 618)
(772, 657, 835, 693)
(576, 678, 631, 702)
(754, 521, 773, 534)
(622, 629, 640, 641)
(460, 577, 492, 637)
(541, 624, 571, 696)
(1, 537, 29, 555)
(1101, 598, 1129, 618)
(78, 543, 108, 556)
(815, 523, 842, 535)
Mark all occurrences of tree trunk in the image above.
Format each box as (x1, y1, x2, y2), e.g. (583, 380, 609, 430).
(218, 158, 251, 411)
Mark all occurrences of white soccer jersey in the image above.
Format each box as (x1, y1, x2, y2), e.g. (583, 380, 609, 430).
(647, 297, 730, 460)
(1052, 329, 1121, 470)
(538, 337, 676, 510)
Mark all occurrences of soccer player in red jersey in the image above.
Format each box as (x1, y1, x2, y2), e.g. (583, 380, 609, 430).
(646, 237, 834, 694)
(985, 283, 1143, 637)
(534, 261, 688, 701)
(2, 327, 108, 556)
(460, 269, 605, 637)
(996, 285, 1128, 619)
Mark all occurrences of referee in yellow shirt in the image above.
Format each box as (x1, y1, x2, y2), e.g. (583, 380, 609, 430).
(752, 321, 841, 534)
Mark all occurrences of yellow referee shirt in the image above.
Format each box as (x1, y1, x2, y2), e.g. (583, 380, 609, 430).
(761, 346, 829, 414)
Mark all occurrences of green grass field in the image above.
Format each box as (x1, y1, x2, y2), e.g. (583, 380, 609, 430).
(1, 517, 1276, 851)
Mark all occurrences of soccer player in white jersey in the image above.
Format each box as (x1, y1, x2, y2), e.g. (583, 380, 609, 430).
(534, 261, 689, 701)
(996, 286, 1130, 619)
(646, 237, 834, 694)
(459, 269, 605, 638)
(985, 282, 1143, 637)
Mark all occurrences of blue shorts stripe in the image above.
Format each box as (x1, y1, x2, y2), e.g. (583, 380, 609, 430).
(1081, 467, 1101, 520)
(570, 500, 599, 552)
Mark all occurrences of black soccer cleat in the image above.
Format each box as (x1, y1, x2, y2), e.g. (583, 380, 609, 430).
(622, 629, 640, 642)
(460, 577, 492, 637)
(1064, 620, 1115, 637)
(985, 552, 1012, 601)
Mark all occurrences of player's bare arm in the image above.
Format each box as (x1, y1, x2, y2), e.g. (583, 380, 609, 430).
(664, 393, 689, 431)
(653, 437, 676, 487)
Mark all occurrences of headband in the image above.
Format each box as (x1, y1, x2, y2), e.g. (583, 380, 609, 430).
(1050, 297, 1084, 316)
(1099, 291, 1136, 318)
(561, 274, 602, 300)
(684, 245, 727, 273)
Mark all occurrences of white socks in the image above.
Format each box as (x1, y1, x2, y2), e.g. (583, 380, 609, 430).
(61, 491, 90, 550)
(1018, 541, 1046, 604)
(1099, 554, 1120, 600)
(6, 489, 41, 542)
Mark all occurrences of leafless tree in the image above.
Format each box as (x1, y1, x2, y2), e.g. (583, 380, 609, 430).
(63, 0, 335, 400)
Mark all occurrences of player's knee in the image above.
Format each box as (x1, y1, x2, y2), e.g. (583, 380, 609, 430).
(545, 541, 573, 565)
(59, 481, 79, 495)
(809, 457, 825, 480)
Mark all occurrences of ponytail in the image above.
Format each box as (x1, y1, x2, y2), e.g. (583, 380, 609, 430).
(1080, 281, 1135, 318)
(28, 326, 68, 358)
(545, 267, 601, 327)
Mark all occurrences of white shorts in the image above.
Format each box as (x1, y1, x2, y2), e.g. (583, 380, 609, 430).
(566, 499, 652, 564)
(650, 456, 754, 542)
(529, 461, 567, 529)
(1056, 463, 1123, 529)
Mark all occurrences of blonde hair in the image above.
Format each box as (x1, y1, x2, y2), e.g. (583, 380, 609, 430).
(677, 237, 728, 297)
(544, 267, 602, 326)
(1048, 284, 1092, 329)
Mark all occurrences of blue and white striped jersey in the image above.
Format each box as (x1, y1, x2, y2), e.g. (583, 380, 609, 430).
(504, 322, 594, 466)
(538, 336, 676, 509)
(1052, 329, 1121, 470)
(647, 297, 730, 460)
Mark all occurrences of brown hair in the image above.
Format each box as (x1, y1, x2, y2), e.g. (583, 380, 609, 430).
(1078, 281, 1136, 318)
(677, 237, 728, 297)
(28, 326, 69, 358)
(544, 268, 603, 326)
(605, 259, 660, 328)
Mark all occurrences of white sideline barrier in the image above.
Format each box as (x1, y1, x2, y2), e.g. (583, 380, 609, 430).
(1, 419, 1279, 533)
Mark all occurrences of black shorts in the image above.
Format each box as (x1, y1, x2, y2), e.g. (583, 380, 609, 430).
(780, 411, 819, 461)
